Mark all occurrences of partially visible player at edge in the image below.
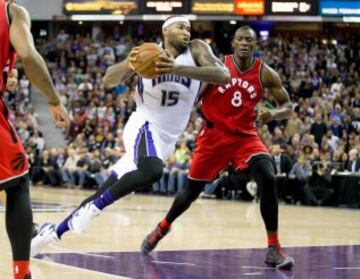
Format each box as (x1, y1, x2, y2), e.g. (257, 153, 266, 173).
(0, 0, 69, 278)
(0, 67, 39, 238)
(141, 26, 295, 269)
(31, 16, 230, 255)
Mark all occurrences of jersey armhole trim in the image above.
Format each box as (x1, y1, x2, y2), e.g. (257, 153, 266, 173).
(6, 3, 15, 54)
(259, 61, 265, 97)
(6, 3, 11, 26)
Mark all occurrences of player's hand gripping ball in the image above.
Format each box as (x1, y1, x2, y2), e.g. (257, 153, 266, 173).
(128, 43, 169, 79)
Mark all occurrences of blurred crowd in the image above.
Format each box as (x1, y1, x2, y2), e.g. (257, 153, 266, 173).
(5, 27, 360, 206)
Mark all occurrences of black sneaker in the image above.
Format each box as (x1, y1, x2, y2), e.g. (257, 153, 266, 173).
(265, 243, 294, 269)
(141, 224, 170, 254)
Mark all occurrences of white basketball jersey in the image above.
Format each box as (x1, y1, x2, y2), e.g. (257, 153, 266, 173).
(134, 46, 201, 142)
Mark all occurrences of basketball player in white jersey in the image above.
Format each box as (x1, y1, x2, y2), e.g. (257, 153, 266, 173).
(31, 16, 230, 255)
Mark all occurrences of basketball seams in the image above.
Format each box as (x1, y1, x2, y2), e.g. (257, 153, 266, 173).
(134, 53, 160, 78)
(133, 46, 166, 78)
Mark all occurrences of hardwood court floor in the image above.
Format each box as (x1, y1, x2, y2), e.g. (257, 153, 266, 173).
(0, 187, 359, 278)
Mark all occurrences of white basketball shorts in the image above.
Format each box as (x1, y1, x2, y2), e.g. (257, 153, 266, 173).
(110, 112, 176, 179)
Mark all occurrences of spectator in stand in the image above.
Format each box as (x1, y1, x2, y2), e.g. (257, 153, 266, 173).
(61, 148, 80, 187)
(340, 152, 349, 172)
(67, 111, 85, 140)
(272, 127, 287, 146)
(330, 103, 345, 124)
(168, 142, 191, 194)
(288, 154, 311, 204)
(19, 74, 31, 102)
(98, 148, 117, 186)
(310, 113, 327, 147)
(346, 148, 360, 173)
(284, 112, 304, 138)
(272, 144, 293, 202)
(153, 159, 172, 195)
(349, 107, 360, 134)
(304, 161, 334, 206)
(101, 133, 116, 155)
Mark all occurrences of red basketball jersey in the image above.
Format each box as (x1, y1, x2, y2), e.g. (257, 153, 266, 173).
(0, 1, 29, 184)
(202, 55, 264, 136)
(0, 0, 15, 92)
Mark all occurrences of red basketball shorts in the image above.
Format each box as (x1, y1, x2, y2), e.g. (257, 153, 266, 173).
(0, 110, 29, 185)
(188, 126, 270, 181)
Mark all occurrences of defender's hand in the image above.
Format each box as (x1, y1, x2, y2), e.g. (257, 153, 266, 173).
(257, 106, 275, 126)
(49, 103, 70, 128)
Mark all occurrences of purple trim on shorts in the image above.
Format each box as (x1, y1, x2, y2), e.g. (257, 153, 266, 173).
(133, 122, 147, 164)
(144, 122, 157, 157)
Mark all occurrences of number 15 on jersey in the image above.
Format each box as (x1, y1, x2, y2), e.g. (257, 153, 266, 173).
(161, 90, 179, 107)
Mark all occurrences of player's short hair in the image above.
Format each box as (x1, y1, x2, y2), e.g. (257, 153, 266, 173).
(235, 25, 257, 40)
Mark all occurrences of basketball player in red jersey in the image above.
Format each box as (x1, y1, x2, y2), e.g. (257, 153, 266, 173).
(142, 26, 295, 269)
(0, 1, 69, 278)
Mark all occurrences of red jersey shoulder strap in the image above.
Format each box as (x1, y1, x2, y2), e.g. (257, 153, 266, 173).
(3, 1, 17, 94)
(0, 0, 9, 26)
(224, 54, 231, 64)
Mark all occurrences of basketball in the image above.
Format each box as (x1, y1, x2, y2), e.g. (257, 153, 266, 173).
(130, 43, 165, 79)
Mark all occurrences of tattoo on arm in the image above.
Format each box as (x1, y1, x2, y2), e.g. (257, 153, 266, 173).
(173, 39, 229, 84)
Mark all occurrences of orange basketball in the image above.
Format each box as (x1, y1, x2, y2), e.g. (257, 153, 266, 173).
(130, 43, 165, 79)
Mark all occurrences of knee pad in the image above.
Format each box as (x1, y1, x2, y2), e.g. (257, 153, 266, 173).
(137, 156, 164, 183)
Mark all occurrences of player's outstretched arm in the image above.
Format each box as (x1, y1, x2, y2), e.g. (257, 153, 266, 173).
(156, 39, 230, 84)
(9, 4, 69, 128)
(103, 47, 139, 88)
(257, 64, 293, 125)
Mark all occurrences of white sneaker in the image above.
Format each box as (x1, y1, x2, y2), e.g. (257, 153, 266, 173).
(68, 202, 101, 234)
(31, 223, 59, 257)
